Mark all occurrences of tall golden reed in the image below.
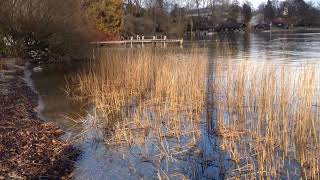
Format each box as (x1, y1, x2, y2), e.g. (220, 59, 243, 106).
(72, 46, 320, 179)
(214, 62, 320, 179)
(74, 48, 208, 177)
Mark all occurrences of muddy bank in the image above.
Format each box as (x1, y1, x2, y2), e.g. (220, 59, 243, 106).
(0, 59, 80, 179)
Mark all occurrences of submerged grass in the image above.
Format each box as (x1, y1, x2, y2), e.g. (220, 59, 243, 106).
(72, 47, 320, 179)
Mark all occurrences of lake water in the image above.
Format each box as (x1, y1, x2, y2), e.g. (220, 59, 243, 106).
(31, 31, 320, 179)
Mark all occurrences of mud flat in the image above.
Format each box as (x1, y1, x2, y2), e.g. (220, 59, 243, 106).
(0, 58, 80, 179)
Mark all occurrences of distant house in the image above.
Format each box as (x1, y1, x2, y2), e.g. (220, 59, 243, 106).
(250, 14, 264, 26)
(186, 8, 212, 18)
(272, 17, 289, 28)
(215, 20, 246, 33)
(186, 8, 214, 33)
(185, 8, 245, 33)
(254, 23, 270, 31)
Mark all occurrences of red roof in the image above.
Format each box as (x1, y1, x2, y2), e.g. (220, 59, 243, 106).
(272, 17, 288, 24)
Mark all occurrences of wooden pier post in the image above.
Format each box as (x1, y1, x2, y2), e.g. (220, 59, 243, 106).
(92, 47, 95, 60)
(142, 36, 144, 47)
(90, 36, 183, 48)
(152, 36, 156, 47)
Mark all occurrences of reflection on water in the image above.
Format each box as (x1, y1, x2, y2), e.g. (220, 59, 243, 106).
(244, 32, 318, 63)
(31, 31, 320, 179)
(31, 61, 88, 133)
(189, 31, 320, 65)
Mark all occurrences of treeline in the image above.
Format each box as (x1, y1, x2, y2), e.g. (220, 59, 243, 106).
(257, 0, 320, 26)
(122, 0, 320, 37)
(0, 0, 319, 62)
(122, 0, 254, 37)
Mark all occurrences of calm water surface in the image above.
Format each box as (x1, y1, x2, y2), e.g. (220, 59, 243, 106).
(31, 31, 320, 179)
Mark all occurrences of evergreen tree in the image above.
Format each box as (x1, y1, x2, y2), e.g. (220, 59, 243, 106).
(242, 2, 252, 24)
(264, 0, 275, 23)
(228, 0, 240, 21)
(86, 0, 124, 38)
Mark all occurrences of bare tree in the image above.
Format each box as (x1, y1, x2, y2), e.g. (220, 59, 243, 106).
(242, 1, 252, 24)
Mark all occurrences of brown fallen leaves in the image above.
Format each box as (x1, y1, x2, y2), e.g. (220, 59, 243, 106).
(0, 70, 80, 179)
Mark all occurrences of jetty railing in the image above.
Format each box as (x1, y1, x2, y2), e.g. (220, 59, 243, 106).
(90, 35, 183, 48)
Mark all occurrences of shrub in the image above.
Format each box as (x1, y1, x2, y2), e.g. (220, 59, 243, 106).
(0, 0, 90, 62)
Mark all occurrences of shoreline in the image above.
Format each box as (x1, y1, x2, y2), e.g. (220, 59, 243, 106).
(255, 27, 320, 33)
(0, 58, 80, 179)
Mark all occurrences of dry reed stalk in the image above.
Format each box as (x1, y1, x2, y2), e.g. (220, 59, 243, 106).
(214, 62, 320, 179)
(74, 48, 208, 178)
(72, 46, 320, 179)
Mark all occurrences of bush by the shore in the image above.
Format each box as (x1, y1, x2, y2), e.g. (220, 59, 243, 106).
(0, 0, 91, 63)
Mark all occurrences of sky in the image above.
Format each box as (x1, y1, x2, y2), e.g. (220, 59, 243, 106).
(243, 0, 280, 8)
(176, 0, 319, 10)
(244, 0, 271, 8)
(242, 0, 319, 8)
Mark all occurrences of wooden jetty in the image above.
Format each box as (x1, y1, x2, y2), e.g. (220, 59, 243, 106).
(91, 35, 183, 48)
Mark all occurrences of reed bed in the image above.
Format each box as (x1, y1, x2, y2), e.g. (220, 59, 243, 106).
(72, 46, 320, 179)
(213, 62, 320, 179)
(74, 48, 208, 177)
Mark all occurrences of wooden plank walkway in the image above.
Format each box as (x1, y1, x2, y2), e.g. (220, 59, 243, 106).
(90, 37, 183, 46)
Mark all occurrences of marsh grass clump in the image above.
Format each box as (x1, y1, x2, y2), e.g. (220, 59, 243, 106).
(74, 48, 208, 177)
(213, 62, 320, 179)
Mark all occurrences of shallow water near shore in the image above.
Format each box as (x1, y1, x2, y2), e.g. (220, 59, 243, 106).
(30, 31, 320, 179)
